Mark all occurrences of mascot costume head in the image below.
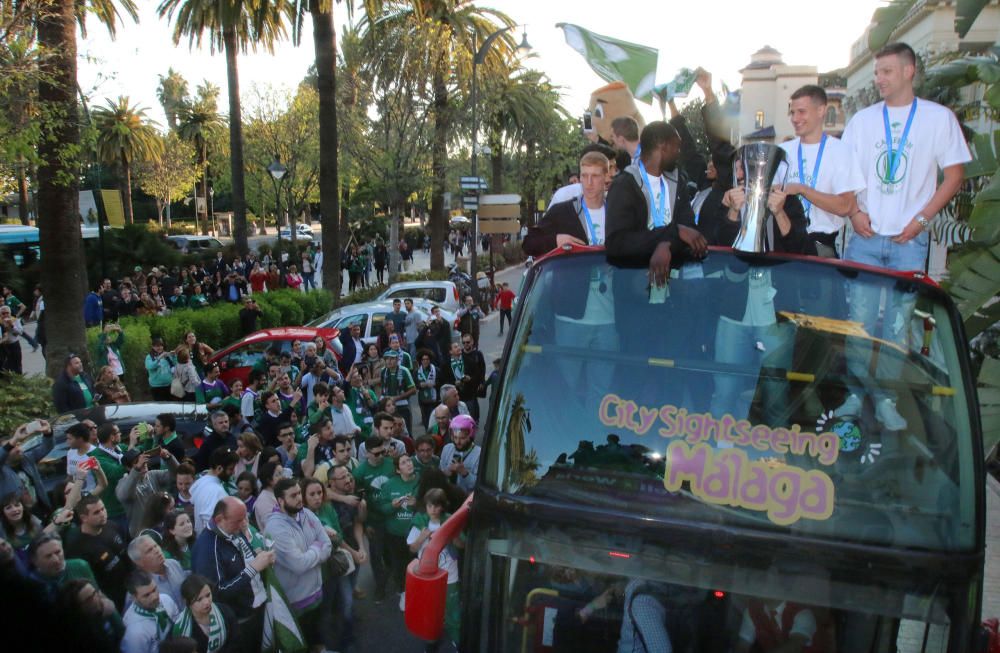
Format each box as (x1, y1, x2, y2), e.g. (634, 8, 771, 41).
(587, 81, 645, 144)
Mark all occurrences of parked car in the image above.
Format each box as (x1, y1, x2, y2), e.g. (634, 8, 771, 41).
(376, 280, 462, 314)
(165, 235, 225, 254)
(307, 300, 460, 346)
(33, 402, 210, 494)
(278, 224, 315, 241)
(208, 327, 342, 387)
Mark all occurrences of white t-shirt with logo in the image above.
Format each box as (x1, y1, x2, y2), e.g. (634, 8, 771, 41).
(841, 98, 970, 236)
(582, 203, 605, 245)
(779, 135, 865, 234)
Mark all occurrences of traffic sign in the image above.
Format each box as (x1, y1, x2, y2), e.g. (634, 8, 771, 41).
(459, 176, 487, 190)
(462, 197, 479, 210)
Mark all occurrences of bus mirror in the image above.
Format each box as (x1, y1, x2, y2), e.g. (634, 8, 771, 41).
(404, 560, 448, 641)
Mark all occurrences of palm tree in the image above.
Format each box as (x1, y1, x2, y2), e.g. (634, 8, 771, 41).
(482, 65, 560, 193)
(361, 0, 516, 271)
(0, 37, 38, 226)
(286, 0, 350, 298)
(35, 0, 137, 379)
(158, 0, 287, 255)
(177, 87, 224, 235)
(157, 67, 190, 131)
(92, 96, 163, 224)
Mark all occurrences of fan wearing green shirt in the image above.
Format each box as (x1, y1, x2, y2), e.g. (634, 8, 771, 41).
(377, 454, 419, 607)
(380, 350, 416, 436)
(351, 435, 395, 602)
(412, 436, 440, 478)
(194, 362, 230, 407)
(90, 422, 141, 531)
(306, 382, 334, 427)
(345, 369, 378, 440)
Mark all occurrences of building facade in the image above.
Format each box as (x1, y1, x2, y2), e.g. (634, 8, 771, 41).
(738, 46, 847, 144)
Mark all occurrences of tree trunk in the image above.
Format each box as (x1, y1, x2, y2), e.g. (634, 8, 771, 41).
(491, 145, 503, 193)
(121, 152, 134, 225)
(198, 141, 209, 235)
(224, 28, 249, 255)
(37, 0, 88, 378)
(311, 0, 341, 297)
(17, 167, 30, 225)
(388, 209, 400, 284)
(429, 65, 448, 271)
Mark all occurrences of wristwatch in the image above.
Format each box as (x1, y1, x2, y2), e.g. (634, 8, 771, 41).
(916, 215, 930, 230)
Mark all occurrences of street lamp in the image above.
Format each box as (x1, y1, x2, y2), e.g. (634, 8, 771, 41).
(470, 25, 530, 303)
(268, 155, 287, 255)
(208, 186, 215, 236)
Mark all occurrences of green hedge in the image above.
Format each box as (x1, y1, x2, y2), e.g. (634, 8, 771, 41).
(0, 374, 55, 435)
(83, 273, 444, 400)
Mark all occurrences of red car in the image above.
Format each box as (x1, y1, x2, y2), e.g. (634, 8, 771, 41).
(208, 327, 342, 388)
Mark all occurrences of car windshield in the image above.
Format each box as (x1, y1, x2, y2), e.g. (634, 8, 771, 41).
(485, 251, 977, 552)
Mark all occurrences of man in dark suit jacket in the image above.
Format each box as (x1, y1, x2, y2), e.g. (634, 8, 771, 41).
(524, 150, 616, 321)
(338, 322, 363, 377)
(606, 120, 707, 281)
(605, 121, 709, 368)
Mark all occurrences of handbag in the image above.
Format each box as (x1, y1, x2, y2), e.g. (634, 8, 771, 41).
(327, 548, 355, 577)
(170, 376, 186, 399)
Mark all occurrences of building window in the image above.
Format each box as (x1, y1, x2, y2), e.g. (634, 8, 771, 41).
(755, 111, 765, 130)
(825, 106, 838, 126)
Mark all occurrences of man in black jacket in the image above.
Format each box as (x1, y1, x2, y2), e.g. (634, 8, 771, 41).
(606, 121, 709, 377)
(606, 120, 707, 282)
(524, 150, 616, 326)
(52, 354, 95, 414)
(192, 496, 275, 652)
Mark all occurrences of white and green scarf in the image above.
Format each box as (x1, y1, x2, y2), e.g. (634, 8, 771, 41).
(172, 603, 227, 653)
(133, 602, 173, 640)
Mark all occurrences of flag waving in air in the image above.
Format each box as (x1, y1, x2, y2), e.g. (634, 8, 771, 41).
(556, 23, 658, 103)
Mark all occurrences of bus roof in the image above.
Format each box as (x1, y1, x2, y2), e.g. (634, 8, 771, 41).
(534, 243, 942, 290)
(0, 224, 102, 244)
(0, 225, 38, 245)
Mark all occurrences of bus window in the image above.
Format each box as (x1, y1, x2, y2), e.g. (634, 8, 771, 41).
(455, 251, 980, 653)
(485, 251, 976, 552)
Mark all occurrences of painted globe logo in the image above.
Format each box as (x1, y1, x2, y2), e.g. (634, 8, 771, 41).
(831, 420, 863, 453)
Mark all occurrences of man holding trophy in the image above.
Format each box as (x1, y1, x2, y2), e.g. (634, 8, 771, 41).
(835, 42, 970, 430)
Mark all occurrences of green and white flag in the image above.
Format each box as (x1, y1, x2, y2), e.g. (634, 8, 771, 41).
(557, 23, 658, 102)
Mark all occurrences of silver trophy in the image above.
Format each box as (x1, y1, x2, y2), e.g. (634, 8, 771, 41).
(732, 143, 788, 253)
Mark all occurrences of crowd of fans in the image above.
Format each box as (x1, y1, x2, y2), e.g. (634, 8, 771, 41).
(2, 325, 487, 651)
(0, 268, 504, 652)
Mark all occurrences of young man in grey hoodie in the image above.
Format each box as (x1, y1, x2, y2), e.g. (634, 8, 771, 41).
(265, 478, 332, 651)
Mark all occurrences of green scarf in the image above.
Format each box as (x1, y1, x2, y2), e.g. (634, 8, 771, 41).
(172, 603, 227, 653)
(133, 602, 173, 640)
(450, 356, 464, 379)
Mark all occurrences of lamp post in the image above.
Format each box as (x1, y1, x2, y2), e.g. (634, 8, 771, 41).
(268, 155, 287, 258)
(470, 26, 530, 302)
(209, 186, 215, 236)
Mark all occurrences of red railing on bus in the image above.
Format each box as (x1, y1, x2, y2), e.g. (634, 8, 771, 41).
(404, 494, 473, 641)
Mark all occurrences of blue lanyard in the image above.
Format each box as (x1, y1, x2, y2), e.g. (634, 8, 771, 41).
(797, 133, 827, 218)
(638, 160, 668, 227)
(882, 99, 917, 182)
(581, 202, 605, 245)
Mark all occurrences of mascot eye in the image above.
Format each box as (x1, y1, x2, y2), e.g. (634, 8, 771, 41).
(593, 104, 604, 120)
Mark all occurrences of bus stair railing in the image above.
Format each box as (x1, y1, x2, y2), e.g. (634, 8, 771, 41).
(404, 494, 472, 641)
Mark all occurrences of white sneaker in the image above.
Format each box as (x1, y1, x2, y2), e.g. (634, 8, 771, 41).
(833, 394, 862, 418)
(875, 398, 907, 431)
(399, 591, 406, 612)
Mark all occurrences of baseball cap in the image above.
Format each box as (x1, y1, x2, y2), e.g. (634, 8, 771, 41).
(451, 414, 476, 432)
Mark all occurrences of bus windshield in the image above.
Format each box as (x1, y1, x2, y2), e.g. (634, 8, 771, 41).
(474, 250, 981, 652)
